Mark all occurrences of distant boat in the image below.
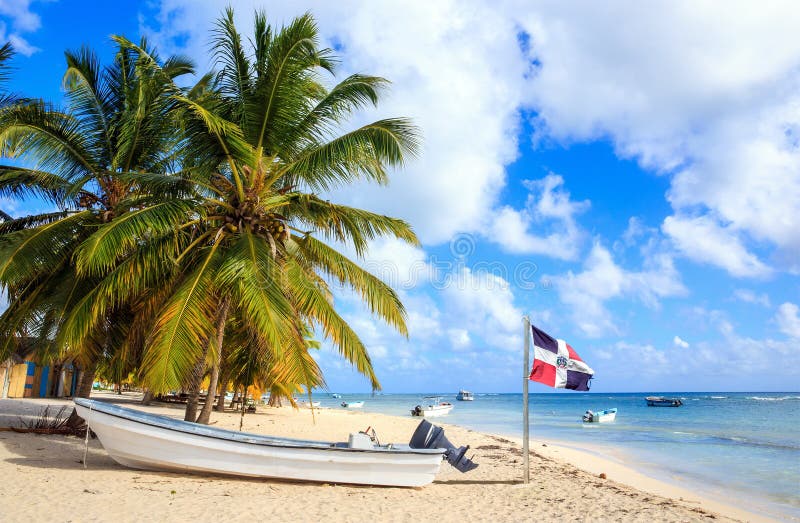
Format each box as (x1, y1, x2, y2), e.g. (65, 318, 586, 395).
(299, 400, 321, 408)
(330, 393, 342, 399)
(582, 408, 617, 423)
(411, 397, 454, 417)
(456, 390, 474, 401)
(341, 401, 364, 408)
(646, 396, 683, 407)
(73, 398, 477, 487)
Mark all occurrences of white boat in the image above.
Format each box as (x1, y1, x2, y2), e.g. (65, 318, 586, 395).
(340, 401, 364, 408)
(330, 393, 342, 399)
(456, 390, 474, 401)
(411, 397, 454, 417)
(582, 408, 617, 423)
(74, 399, 477, 487)
(299, 400, 321, 408)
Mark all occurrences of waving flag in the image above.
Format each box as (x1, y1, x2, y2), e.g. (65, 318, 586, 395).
(529, 324, 594, 391)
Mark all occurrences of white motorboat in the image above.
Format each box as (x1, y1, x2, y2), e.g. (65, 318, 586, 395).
(582, 408, 617, 423)
(340, 401, 364, 408)
(456, 390, 474, 401)
(74, 399, 476, 487)
(411, 397, 454, 418)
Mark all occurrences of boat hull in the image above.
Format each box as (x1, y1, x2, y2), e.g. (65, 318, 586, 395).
(456, 390, 473, 401)
(412, 405, 453, 418)
(74, 400, 443, 487)
(646, 397, 683, 407)
(583, 408, 617, 423)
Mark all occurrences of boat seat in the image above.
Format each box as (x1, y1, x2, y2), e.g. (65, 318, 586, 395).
(347, 432, 375, 449)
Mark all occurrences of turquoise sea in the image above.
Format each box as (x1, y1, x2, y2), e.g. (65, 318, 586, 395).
(314, 392, 800, 521)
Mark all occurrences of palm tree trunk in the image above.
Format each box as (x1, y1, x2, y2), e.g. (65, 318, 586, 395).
(75, 360, 97, 399)
(196, 298, 230, 424)
(215, 365, 230, 412)
(65, 359, 98, 431)
(183, 350, 208, 422)
(141, 389, 154, 405)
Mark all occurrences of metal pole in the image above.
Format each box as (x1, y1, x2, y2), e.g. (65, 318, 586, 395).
(523, 315, 530, 484)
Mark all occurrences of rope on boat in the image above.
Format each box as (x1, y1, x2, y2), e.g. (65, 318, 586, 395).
(82, 402, 93, 469)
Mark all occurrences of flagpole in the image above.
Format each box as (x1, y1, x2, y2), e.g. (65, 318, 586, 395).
(522, 315, 530, 484)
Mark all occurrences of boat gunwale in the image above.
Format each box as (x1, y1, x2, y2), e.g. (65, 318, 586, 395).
(74, 399, 442, 455)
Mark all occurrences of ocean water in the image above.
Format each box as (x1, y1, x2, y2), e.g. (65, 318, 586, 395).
(314, 392, 800, 521)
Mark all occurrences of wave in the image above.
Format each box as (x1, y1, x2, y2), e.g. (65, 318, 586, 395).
(709, 434, 800, 452)
(710, 396, 727, 399)
(747, 396, 800, 401)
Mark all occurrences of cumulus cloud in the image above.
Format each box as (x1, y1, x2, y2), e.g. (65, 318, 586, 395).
(594, 313, 800, 388)
(553, 243, 686, 337)
(775, 302, 800, 339)
(662, 215, 772, 278)
(0, 0, 42, 55)
(488, 173, 589, 260)
(441, 267, 523, 351)
(673, 335, 689, 348)
(512, 1, 800, 276)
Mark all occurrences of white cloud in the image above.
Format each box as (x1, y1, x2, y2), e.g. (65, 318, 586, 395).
(775, 302, 800, 339)
(355, 237, 429, 290)
(0, 0, 42, 56)
(595, 315, 800, 385)
(662, 215, 771, 278)
(732, 289, 771, 307)
(143, 2, 800, 275)
(553, 243, 686, 337)
(513, 2, 800, 276)
(673, 335, 689, 348)
(488, 173, 589, 260)
(441, 267, 524, 351)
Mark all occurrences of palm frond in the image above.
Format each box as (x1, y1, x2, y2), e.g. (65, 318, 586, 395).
(141, 244, 222, 393)
(279, 118, 420, 191)
(74, 200, 192, 277)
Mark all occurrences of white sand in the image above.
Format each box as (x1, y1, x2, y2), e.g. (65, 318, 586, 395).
(0, 393, 774, 522)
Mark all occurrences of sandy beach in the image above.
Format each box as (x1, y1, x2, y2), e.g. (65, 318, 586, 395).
(0, 393, 772, 523)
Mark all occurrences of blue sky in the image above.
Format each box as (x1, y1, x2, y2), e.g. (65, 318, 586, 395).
(2, 1, 799, 393)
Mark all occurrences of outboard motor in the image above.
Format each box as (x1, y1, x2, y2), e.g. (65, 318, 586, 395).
(411, 405, 423, 416)
(409, 419, 478, 473)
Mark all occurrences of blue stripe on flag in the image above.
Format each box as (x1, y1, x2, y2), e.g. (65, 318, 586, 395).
(531, 324, 558, 354)
(566, 370, 592, 391)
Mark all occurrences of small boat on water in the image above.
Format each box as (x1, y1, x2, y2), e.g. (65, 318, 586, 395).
(330, 393, 342, 399)
(456, 390, 474, 401)
(73, 399, 476, 487)
(411, 397, 454, 417)
(299, 400, 321, 408)
(646, 396, 683, 407)
(582, 408, 617, 423)
(341, 401, 364, 408)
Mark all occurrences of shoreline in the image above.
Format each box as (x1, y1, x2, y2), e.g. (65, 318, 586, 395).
(474, 427, 785, 523)
(0, 393, 778, 522)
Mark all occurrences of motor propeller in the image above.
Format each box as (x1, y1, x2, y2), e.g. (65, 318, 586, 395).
(409, 419, 478, 473)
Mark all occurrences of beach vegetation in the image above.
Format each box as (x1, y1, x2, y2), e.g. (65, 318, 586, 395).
(0, 9, 419, 426)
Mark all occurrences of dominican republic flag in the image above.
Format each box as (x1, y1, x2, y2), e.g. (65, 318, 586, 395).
(529, 324, 594, 391)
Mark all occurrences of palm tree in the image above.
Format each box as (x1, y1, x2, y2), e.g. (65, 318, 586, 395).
(70, 10, 420, 423)
(0, 38, 194, 399)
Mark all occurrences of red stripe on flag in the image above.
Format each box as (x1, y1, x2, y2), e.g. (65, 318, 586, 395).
(565, 343, 582, 362)
(530, 359, 556, 387)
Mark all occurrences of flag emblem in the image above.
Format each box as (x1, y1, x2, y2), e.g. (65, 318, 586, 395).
(529, 323, 594, 391)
